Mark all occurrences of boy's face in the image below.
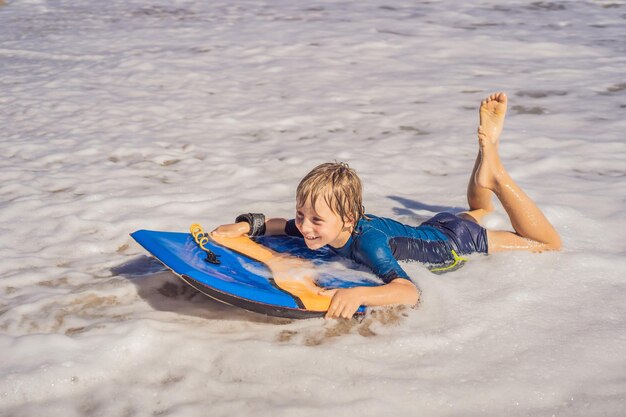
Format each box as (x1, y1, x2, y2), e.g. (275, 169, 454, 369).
(295, 198, 353, 250)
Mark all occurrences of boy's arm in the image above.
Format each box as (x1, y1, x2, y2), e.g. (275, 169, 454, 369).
(211, 217, 288, 237)
(324, 228, 419, 319)
(265, 218, 288, 235)
(324, 279, 420, 319)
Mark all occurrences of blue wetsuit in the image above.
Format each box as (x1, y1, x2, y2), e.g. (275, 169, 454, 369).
(285, 213, 488, 283)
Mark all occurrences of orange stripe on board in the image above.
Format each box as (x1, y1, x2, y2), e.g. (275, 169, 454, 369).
(210, 234, 332, 312)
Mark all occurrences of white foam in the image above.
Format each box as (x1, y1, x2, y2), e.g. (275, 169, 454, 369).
(1, 0, 625, 416)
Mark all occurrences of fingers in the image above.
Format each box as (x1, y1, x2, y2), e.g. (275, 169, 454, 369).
(321, 288, 337, 297)
(211, 229, 232, 237)
(210, 223, 247, 237)
(210, 227, 228, 237)
(324, 291, 360, 319)
(325, 304, 357, 319)
(322, 289, 360, 318)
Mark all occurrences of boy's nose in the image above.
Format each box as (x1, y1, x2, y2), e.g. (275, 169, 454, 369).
(299, 218, 313, 233)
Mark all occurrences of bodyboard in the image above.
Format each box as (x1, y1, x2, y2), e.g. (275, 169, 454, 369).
(131, 229, 381, 319)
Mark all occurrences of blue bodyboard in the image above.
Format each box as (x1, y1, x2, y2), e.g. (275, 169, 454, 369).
(131, 230, 381, 319)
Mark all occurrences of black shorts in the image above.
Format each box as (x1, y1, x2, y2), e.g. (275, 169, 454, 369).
(422, 212, 489, 255)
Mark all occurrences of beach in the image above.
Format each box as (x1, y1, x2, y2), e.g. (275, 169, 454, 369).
(1, 1, 625, 416)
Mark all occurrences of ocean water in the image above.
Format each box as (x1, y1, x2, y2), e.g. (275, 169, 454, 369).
(1, 0, 625, 416)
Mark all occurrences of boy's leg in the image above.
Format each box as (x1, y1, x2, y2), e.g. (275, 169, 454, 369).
(461, 93, 506, 224)
(461, 154, 494, 224)
(474, 93, 561, 252)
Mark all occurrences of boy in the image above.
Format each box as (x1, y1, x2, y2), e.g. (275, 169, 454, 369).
(212, 93, 561, 319)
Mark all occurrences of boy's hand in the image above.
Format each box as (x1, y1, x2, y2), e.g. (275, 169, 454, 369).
(323, 288, 364, 319)
(211, 222, 250, 238)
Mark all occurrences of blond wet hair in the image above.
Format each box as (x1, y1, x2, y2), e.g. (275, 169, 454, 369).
(296, 162, 364, 224)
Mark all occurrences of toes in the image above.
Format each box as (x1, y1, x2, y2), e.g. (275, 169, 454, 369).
(485, 92, 507, 103)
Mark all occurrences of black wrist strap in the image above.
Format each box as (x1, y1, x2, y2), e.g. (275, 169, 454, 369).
(235, 213, 266, 237)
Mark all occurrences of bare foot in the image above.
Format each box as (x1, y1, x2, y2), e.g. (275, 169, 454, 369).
(475, 126, 506, 190)
(479, 92, 507, 146)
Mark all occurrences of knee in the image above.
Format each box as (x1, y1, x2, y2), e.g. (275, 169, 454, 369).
(545, 233, 562, 251)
